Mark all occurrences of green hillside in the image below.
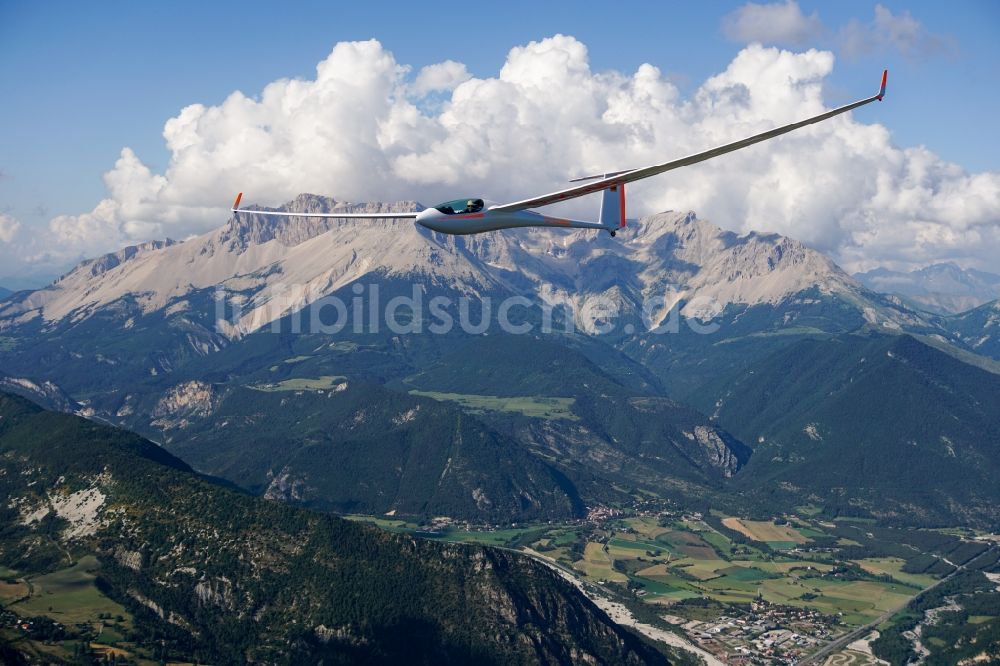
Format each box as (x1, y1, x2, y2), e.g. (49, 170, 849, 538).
(945, 299, 1000, 361)
(399, 334, 637, 397)
(690, 333, 1000, 527)
(0, 392, 667, 665)
(154, 380, 585, 522)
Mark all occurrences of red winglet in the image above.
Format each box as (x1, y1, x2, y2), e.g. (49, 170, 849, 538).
(877, 69, 887, 101)
(232, 192, 243, 210)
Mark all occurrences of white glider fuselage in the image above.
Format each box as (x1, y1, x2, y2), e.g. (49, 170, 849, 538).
(414, 199, 612, 235)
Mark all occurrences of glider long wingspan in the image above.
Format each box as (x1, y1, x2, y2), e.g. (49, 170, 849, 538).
(230, 192, 418, 219)
(492, 70, 888, 213)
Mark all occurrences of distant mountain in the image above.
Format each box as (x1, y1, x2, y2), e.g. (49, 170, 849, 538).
(0, 286, 10, 300)
(689, 333, 1000, 528)
(945, 299, 1000, 361)
(0, 391, 668, 665)
(855, 263, 1000, 314)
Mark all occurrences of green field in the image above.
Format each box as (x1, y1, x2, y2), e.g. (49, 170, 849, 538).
(282, 355, 314, 364)
(426, 526, 549, 547)
(855, 557, 938, 589)
(9, 556, 132, 628)
(327, 341, 360, 352)
(574, 543, 628, 582)
(624, 517, 670, 540)
(409, 390, 578, 420)
(346, 517, 557, 550)
(343, 515, 415, 531)
(250, 375, 347, 392)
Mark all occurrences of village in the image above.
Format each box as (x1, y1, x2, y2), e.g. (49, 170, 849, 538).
(664, 599, 838, 665)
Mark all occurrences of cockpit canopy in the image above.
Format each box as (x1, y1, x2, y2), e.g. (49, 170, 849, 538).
(434, 198, 484, 215)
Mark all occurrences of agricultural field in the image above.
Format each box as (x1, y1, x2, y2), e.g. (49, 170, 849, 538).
(722, 517, 810, 549)
(573, 542, 628, 583)
(250, 375, 347, 391)
(0, 556, 154, 664)
(7, 556, 132, 628)
(408, 390, 578, 420)
(855, 557, 938, 589)
(0, 578, 29, 604)
(523, 517, 926, 627)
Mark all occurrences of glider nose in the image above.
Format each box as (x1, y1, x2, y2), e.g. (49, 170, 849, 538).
(414, 208, 435, 228)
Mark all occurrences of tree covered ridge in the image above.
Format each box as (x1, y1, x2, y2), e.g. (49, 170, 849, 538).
(0, 392, 668, 665)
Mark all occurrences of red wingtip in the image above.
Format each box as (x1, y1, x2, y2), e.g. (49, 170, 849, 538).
(877, 69, 887, 100)
(232, 192, 243, 210)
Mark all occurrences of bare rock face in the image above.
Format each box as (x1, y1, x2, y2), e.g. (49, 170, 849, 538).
(264, 466, 310, 502)
(692, 425, 744, 477)
(151, 381, 217, 429)
(153, 381, 216, 417)
(62, 239, 178, 280)
(194, 576, 235, 610)
(115, 547, 144, 571)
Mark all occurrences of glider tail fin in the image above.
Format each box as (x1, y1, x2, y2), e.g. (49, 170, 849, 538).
(599, 183, 626, 235)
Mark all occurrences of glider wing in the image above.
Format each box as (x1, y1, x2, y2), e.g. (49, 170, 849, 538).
(231, 193, 418, 219)
(493, 70, 888, 213)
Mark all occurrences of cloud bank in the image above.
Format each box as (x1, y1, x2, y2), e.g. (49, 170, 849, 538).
(11, 35, 1000, 275)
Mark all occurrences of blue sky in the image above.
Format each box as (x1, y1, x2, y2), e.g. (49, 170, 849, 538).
(1, 0, 998, 286)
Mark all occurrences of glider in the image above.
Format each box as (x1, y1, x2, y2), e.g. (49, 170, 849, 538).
(233, 70, 887, 238)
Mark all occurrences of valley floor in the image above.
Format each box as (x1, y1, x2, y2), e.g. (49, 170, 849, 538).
(348, 509, 1000, 665)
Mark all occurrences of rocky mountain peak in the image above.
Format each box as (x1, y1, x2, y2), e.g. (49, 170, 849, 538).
(57, 238, 178, 282)
(855, 262, 1000, 314)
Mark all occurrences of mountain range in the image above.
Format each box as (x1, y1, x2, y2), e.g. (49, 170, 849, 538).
(0, 194, 998, 530)
(855, 263, 1000, 315)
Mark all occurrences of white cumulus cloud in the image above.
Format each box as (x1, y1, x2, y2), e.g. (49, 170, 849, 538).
(411, 60, 472, 96)
(26, 35, 1000, 275)
(722, 0, 824, 46)
(0, 213, 21, 243)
